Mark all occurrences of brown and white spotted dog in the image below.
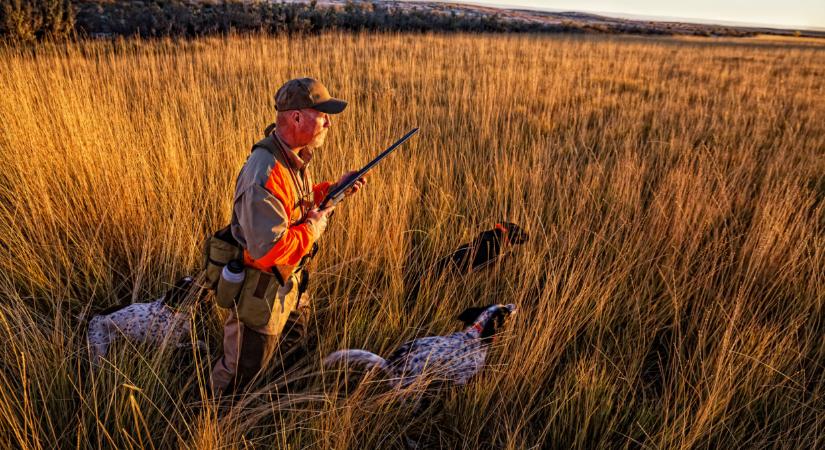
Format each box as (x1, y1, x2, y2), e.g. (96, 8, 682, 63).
(323, 304, 517, 388)
(86, 276, 207, 366)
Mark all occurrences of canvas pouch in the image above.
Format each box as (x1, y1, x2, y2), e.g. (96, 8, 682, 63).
(204, 225, 243, 290)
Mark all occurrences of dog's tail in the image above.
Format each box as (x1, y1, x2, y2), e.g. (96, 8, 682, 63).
(323, 349, 389, 374)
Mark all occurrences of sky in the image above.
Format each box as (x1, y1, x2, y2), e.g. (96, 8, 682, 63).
(445, 0, 825, 30)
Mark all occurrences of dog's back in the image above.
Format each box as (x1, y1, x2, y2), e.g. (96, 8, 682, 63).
(86, 276, 197, 365)
(87, 299, 190, 363)
(324, 304, 517, 389)
(384, 332, 488, 387)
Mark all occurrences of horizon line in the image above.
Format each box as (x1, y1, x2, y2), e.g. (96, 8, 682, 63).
(401, 1, 825, 32)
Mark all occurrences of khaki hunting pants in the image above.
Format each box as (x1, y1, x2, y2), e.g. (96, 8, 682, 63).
(210, 274, 309, 393)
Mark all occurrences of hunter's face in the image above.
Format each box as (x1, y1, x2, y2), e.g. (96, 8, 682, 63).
(295, 108, 330, 148)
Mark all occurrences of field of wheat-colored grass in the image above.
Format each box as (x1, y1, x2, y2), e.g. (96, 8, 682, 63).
(0, 32, 823, 449)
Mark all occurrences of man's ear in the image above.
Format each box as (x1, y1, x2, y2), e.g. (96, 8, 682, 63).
(457, 306, 487, 325)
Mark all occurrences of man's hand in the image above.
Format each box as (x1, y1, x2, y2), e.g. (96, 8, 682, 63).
(335, 171, 368, 198)
(306, 205, 335, 238)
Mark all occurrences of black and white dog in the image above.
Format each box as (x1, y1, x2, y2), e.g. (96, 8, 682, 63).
(86, 276, 208, 366)
(323, 304, 517, 389)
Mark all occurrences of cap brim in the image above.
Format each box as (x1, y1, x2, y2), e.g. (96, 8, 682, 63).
(312, 98, 347, 114)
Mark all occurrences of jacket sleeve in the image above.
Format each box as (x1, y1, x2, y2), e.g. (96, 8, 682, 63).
(312, 181, 333, 207)
(235, 183, 316, 272)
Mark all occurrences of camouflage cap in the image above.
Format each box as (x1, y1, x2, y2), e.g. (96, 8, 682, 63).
(274, 77, 347, 114)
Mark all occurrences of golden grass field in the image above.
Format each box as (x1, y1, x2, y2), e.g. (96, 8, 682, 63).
(0, 32, 824, 449)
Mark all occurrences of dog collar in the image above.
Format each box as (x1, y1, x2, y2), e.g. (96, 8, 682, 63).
(495, 223, 508, 243)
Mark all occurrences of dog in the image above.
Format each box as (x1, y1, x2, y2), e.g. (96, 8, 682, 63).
(323, 303, 517, 389)
(405, 222, 529, 305)
(86, 276, 208, 366)
(435, 222, 529, 275)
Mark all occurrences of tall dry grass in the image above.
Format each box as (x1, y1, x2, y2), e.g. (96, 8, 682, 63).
(0, 32, 823, 449)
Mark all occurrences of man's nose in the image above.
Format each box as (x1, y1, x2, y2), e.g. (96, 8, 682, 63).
(323, 115, 331, 128)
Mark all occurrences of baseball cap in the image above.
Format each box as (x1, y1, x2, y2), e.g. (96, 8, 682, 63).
(274, 77, 347, 114)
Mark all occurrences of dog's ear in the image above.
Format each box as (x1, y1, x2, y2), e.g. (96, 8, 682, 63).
(479, 310, 505, 341)
(494, 307, 512, 327)
(457, 306, 488, 325)
(456, 305, 493, 326)
(481, 306, 515, 341)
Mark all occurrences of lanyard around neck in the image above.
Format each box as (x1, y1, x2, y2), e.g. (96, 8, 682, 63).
(273, 135, 311, 221)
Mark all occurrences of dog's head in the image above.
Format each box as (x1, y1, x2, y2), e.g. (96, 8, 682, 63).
(457, 303, 517, 342)
(164, 276, 214, 326)
(163, 277, 194, 310)
(494, 222, 529, 245)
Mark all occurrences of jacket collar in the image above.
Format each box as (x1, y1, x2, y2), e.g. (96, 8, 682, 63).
(270, 127, 312, 170)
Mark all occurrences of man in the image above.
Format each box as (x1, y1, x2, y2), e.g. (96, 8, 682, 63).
(211, 77, 365, 394)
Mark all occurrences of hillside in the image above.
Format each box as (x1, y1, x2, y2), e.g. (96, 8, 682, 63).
(300, 1, 825, 38)
(5, 0, 824, 41)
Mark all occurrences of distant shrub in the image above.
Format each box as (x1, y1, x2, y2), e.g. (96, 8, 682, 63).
(1, 0, 74, 43)
(0, 0, 775, 41)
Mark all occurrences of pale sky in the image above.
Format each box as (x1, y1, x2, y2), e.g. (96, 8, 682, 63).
(447, 1, 825, 30)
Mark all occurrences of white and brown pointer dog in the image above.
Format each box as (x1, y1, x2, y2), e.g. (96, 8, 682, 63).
(86, 276, 207, 366)
(323, 303, 517, 388)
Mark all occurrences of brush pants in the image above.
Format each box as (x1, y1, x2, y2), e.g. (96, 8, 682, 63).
(210, 273, 309, 393)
